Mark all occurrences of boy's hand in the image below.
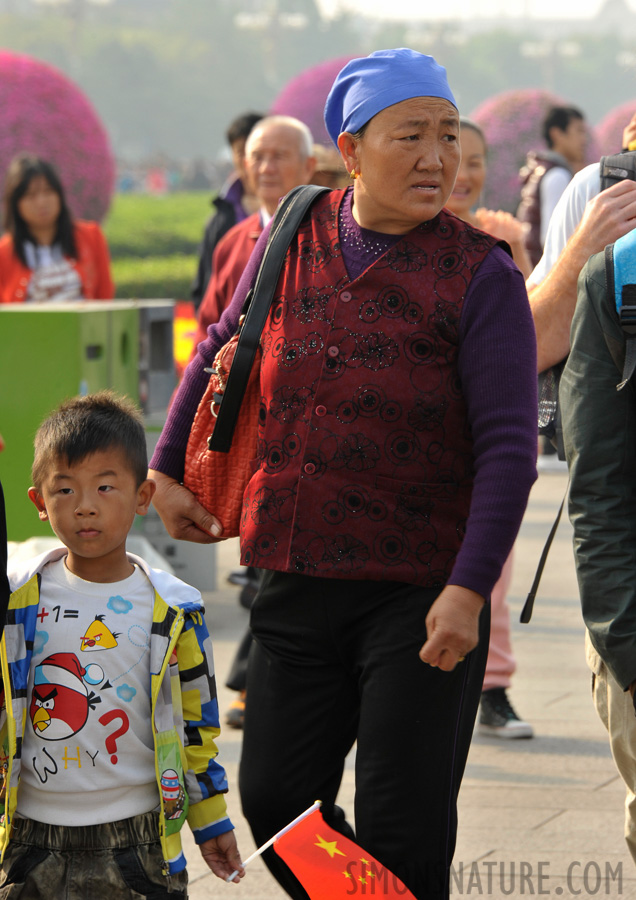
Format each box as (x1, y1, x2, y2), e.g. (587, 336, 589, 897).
(148, 469, 223, 542)
(199, 830, 245, 882)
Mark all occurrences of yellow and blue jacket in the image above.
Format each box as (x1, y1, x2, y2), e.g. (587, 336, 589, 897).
(0, 548, 232, 875)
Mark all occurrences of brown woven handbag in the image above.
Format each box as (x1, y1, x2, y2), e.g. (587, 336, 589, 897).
(183, 335, 261, 536)
(182, 185, 329, 539)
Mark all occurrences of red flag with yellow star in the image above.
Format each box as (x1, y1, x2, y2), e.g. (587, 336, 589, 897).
(273, 807, 416, 899)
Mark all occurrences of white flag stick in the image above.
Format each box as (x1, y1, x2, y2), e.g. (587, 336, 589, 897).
(226, 799, 322, 882)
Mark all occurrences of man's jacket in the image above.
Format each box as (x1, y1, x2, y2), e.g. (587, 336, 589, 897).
(561, 236, 636, 690)
(0, 549, 232, 874)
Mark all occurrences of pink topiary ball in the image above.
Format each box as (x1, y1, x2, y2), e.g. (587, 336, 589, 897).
(595, 101, 636, 155)
(270, 55, 357, 147)
(0, 51, 115, 222)
(470, 89, 599, 213)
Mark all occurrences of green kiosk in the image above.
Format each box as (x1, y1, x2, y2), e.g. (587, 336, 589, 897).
(0, 300, 171, 540)
(1, 300, 215, 592)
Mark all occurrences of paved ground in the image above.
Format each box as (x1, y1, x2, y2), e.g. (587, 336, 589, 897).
(180, 467, 636, 899)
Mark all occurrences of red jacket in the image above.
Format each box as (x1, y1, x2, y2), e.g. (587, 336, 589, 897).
(0, 220, 114, 304)
(194, 212, 263, 348)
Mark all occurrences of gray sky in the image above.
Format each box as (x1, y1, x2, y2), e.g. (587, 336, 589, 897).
(314, 0, 627, 20)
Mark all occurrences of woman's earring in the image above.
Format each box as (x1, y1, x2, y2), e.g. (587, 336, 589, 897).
(349, 169, 359, 179)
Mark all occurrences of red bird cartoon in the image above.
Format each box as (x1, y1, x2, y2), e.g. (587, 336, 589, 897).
(30, 652, 95, 741)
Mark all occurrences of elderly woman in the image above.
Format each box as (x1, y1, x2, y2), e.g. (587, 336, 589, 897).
(149, 50, 537, 899)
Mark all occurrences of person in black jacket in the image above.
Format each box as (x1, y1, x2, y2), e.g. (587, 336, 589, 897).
(561, 231, 636, 866)
(191, 112, 263, 310)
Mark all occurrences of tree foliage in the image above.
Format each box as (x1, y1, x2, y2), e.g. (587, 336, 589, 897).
(1, 0, 635, 175)
(0, 49, 114, 220)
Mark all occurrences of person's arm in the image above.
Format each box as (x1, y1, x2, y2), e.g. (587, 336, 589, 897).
(474, 208, 533, 279)
(148, 221, 273, 542)
(561, 253, 636, 692)
(420, 248, 538, 670)
(191, 213, 217, 310)
(94, 224, 115, 299)
(194, 222, 251, 348)
(79, 222, 114, 300)
(194, 239, 227, 348)
(529, 178, 636, 372)
(177, 609, 244, 882)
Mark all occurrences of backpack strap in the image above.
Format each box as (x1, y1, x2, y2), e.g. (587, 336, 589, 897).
(600, 151, 636, 192)
(520, 482, 568, 624)
(606, 230, 636, 391)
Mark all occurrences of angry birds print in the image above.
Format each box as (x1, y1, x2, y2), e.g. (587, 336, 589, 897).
(30, 652, 95, 740)
(80, 615, 120, 652)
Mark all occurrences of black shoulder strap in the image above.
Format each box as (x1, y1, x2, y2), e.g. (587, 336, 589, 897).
(520, 482, 568, 624)
(209, 184, 330, 452)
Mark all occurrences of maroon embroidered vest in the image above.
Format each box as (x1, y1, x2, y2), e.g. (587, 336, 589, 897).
(240, 190, 498, 588)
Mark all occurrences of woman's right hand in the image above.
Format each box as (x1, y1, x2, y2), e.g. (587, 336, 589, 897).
(148, 469, 223, 543)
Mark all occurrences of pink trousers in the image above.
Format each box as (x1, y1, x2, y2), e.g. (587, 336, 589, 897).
(482, 550, 516, 691)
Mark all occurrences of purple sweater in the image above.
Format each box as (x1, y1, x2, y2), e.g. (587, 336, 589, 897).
(151, 191, 538, 598)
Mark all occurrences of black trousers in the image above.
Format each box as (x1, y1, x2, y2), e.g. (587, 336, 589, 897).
(239, 571, 490, 900)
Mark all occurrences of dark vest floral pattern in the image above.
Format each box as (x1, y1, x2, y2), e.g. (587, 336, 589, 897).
(239, 190, 498, 588)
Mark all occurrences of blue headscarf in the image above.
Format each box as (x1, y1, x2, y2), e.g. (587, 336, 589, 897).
(324, 49, 457, 148)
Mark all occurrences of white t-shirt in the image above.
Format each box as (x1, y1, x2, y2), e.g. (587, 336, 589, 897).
(23, 242, 83, 303)
(529, 163, 601, 286)
(539, 166, 573, 245)
(17, 557, 158, 825)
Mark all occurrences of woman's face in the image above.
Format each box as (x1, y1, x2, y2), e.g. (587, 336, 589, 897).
(17, 175, 61, 233)
(343, 97, 461, 234)
(447, 127, 487, 220)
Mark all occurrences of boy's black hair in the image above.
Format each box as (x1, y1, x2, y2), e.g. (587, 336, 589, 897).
(225, 112, 264, 147)
(3, 153, 77, 267)
(542, 106, 584, 148)
(32, 391, 147, 490)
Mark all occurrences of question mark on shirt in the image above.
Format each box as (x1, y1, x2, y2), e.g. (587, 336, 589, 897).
(99, 709, 130, 764)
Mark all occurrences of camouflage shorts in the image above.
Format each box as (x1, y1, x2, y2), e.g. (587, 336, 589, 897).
(0, 810, 188, 899)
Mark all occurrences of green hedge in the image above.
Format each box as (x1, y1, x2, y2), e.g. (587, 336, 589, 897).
(103, 191, 213, 300)
(110, 253, 198, 300)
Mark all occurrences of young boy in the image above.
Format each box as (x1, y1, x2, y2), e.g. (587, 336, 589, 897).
(0, 392, 243, 897)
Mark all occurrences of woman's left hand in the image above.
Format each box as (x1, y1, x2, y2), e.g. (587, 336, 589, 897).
(419, 585, 485, 671)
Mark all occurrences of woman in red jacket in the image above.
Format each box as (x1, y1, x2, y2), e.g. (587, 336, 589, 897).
(0, 154, 114, 303)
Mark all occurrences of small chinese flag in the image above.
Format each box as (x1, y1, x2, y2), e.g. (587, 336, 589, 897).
(273, 807, 416, 899)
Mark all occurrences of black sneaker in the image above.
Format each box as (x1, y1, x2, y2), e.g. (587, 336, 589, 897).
(478, 687, 533, 739)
